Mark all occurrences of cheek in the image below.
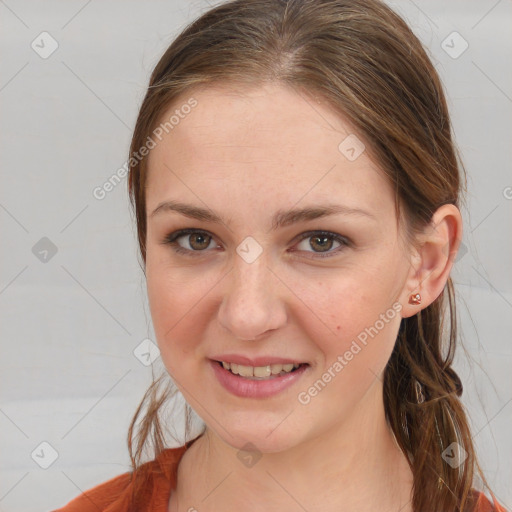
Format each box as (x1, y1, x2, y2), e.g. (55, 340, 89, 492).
(147, 248, 204, 316)
(295, 261, 396, 333)
(145, 256, 219, 369)
(295, 260, 402, 370)
(299, 285, 401, 415)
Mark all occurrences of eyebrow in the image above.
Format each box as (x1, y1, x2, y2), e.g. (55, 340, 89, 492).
(150, 200, 376, 230)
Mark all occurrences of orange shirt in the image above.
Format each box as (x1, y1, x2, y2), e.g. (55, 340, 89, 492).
(53, 441, 508, 512)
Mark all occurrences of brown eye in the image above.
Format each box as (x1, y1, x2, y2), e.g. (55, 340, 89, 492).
(292, 231, 349, 258)
(309, 234, 335, 252)
(186, 232, 212, 250)
(162, 229, 217, 256)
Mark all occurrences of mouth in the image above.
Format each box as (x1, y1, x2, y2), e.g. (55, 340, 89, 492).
(212, 360, 310, 380)
(209, 358, 311, 398)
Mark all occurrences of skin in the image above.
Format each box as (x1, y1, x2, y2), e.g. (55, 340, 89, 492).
(144, 82, 463, 512)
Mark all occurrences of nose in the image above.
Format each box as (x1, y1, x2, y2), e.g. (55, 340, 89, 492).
(217, 254, 287, 341)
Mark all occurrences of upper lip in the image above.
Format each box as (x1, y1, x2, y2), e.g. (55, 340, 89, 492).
(210, 354, 308, 367)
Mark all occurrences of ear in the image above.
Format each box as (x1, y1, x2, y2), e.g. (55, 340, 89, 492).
(399, 204, 463, 319)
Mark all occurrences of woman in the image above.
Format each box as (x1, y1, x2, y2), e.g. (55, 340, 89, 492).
(54, 0, 507, 511)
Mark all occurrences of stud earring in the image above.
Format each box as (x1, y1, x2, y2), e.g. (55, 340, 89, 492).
(409, 293, 421, 305)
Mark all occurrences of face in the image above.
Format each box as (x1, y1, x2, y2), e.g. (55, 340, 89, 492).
(145, 82, 414, 453)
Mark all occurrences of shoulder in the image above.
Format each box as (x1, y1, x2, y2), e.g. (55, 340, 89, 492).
(470, 489, 509, 512)
(51, 443, 191, 512)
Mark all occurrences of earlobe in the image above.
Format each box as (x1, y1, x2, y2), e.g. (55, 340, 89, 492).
(399, 204, 463, 318)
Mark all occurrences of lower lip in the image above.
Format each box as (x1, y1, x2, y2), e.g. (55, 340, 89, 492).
(209, 360, 309, 398)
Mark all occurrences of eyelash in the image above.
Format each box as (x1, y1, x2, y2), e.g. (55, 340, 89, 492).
(161, 228, 350, 259)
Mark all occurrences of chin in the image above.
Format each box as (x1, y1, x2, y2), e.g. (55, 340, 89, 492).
(209, 419, 305, 455)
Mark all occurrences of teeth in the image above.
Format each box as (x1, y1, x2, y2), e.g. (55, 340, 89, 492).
(220, 361, 301, 378)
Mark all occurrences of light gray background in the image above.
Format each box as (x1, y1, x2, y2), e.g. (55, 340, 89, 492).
(0, 1, 511, 510)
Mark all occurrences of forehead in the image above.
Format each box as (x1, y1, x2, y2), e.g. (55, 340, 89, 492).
(145, 83, 395, 222)
(151, 82, 359, 164)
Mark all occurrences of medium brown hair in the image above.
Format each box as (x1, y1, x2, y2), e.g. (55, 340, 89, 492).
(126, 1, 500, 510)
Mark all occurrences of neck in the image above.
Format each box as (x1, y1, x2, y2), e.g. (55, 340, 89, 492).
(170, 382, 413, 512)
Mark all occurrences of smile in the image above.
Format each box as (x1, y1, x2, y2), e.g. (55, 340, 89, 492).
(218, 361, 304, 379)
(209, 360, 310, 398)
